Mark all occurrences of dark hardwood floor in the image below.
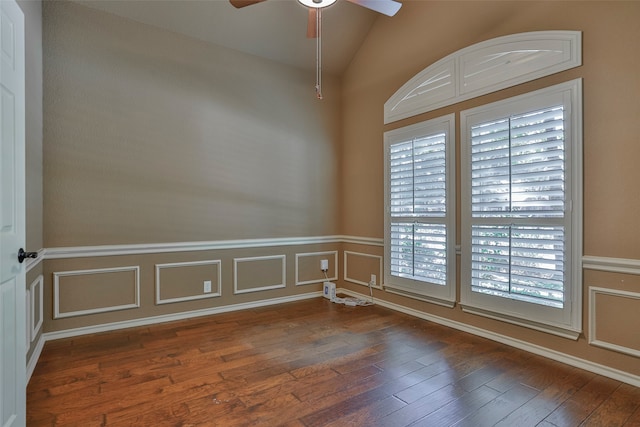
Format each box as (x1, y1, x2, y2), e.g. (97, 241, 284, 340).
(27, 298, 640, 426)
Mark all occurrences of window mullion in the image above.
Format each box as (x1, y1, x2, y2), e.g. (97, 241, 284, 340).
(411, 138, 415, 216)
(508, 117, 512, 296)
(411, 138, 415, 276)
(508, 116, 513, 213)
(412, 222, 416, 276)
(508, 223, 513, 296)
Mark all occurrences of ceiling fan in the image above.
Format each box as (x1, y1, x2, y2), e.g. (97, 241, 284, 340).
(230, 0, 402, 99)
(230, 0, 402, 38)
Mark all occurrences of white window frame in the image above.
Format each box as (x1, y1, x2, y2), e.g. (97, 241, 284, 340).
(460, 79, 583, 339)
(384, 114, 456, 307)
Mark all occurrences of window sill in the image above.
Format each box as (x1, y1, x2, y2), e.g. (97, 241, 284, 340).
(460, 303, 581, 340)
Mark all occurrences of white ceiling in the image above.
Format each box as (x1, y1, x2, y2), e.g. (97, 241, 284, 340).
(73, 0, 382, 75)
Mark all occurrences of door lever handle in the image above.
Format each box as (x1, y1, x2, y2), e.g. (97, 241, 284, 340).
(18, 248, 38, 264)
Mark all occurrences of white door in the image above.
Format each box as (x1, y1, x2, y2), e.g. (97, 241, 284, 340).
(0, 0, 26, 425)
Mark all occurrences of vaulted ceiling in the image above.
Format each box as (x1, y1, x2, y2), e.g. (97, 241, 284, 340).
(73, 0, 382, 75)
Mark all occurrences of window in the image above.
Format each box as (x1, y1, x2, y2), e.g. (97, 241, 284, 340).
(461, 80, 582, 338)
(384, 114, 456, 306)
(383, 32, 583, 338)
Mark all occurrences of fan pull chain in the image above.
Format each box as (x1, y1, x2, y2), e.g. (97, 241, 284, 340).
(315, 8, 323, 99)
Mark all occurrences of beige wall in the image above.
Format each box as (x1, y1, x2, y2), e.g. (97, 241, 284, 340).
(43, 1, 340, 247)
(21, 0, 43, 251)
(342, 1, 640, 377)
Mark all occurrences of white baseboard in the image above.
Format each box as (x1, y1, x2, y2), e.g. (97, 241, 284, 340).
(27, 334, 46, 383)
(43, 291, 323, 341)
(338, 288, 640, 389)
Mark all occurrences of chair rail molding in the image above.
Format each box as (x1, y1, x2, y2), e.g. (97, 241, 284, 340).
(582, 255, 640, 275)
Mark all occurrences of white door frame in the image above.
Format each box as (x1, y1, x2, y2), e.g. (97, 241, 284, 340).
(1, 0, 27, 425)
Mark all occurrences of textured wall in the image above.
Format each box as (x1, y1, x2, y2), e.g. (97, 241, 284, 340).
(43, 1, 341, 247)
(19, 0, 43, 252)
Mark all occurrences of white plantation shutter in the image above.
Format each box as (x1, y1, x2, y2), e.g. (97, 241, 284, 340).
(390, 222, 447, 285)
(470, 106, 565, 217)
(385, 115, 455, 304)
(471, 225, 565, 307)
(389, 141, 414, 216)
(461, 80, 582, 336)
(389, 132, 447, 285)
(390, 134, 447, 217)
(469, 105, 566, 307)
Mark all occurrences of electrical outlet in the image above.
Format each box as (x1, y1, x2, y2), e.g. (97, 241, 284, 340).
(320, 259, 329, 271)
(204, 280, 212, 293)
(371, 274, 376, 286)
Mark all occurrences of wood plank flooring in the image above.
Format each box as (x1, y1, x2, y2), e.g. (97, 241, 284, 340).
(27, 298, 640, 426)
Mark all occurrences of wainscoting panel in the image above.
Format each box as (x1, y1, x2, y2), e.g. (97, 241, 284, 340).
(53, 266, 140, 319)
(29, 275, 43, 341)
(155, 260, 222, 305)
(295, 251, 338, 286)
(589, 286, 640, 358)
(344, 251, 383, 289)
(234, 255, 286, 294)
(42, 239, 340, 334)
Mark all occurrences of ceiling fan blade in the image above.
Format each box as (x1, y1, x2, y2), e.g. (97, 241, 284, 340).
(346, 0, 402, 16)
(307, 8, 317, 39)
(229, 0, 266, 8)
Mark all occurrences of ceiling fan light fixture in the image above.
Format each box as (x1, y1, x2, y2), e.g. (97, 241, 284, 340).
(231, 0, 401, 99)
(298, 0, 337, 9)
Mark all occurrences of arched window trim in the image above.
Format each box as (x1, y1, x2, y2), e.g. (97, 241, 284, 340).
(384, 31, 581, 124)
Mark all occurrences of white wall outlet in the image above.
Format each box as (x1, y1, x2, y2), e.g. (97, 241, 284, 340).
(371, 274, 377, 286)
(320, 259, 329, 271)
(203, 280, 212, 293)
